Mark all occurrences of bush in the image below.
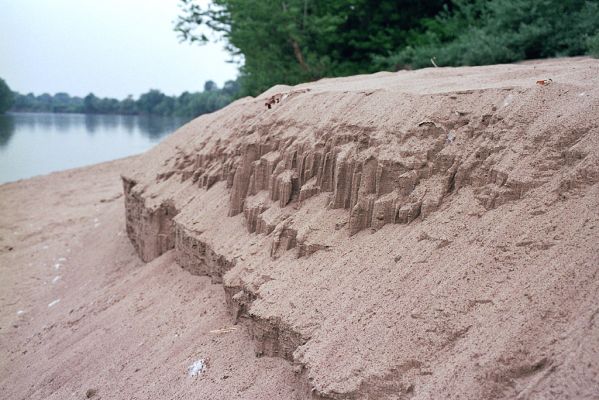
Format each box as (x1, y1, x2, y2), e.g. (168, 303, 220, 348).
(377, 0, 599, 70)
(588, 32, 599, 57)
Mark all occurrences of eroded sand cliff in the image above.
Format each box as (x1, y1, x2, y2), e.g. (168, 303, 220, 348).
(0, 160, 306, 400)
(121, 58, 599, 399)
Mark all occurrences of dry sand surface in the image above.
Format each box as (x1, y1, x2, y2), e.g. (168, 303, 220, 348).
(0, 160, 303, 399)
(2, 57, 599, 399)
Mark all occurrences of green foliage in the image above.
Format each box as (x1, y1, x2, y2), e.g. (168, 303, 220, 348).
(9, 80, 240, 118)
(588, 32, 599, 57)
(137, 90, 169, 115)
(83, 93, 100, 113)
(203, 80, 217, 92)
(12, 91, 84, 113)
(0, 78, 14, 114)
(176, 0, 447, 95)
(376, 0, 599, 69)
(119, 96, 138, 115)
(176, 0, 599, 88)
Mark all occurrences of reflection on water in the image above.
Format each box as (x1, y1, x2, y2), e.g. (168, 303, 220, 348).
(0, 112, 189, 184)
(0, 113, 185, 142)
(0, 115, 15, 147)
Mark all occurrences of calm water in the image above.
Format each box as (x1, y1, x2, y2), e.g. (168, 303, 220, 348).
(0, 112, 188, 184)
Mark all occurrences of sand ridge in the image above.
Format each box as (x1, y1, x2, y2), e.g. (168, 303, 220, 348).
(122, 57, 599, 398)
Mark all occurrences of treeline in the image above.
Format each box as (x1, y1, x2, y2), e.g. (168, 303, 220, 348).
(9, 79, 240, 118)
(176, 0, 599, 96)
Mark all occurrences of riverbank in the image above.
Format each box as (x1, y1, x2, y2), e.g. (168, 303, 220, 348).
(0, 159, 303, 399)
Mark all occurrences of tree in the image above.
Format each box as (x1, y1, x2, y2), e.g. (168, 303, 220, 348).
(0, 78, 13, 114)
(137, 89, 168, 115)
(7, 80, 241, 118)
(222, 79, 240, 96)
(53, 92, 72, 112)
(83, 93, 100, 113)
(119, 95, 138, 115)
(98, 97, 120, 114)
(175, 0, 447, 96)
(203, 80, 217, 92)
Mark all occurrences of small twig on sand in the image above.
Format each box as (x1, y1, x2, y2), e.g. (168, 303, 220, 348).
(431, 57, 439, 68)
(536, 78, 553, 86)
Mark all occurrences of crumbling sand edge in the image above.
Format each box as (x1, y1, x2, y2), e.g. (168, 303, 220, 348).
(123, 177, 327, 397)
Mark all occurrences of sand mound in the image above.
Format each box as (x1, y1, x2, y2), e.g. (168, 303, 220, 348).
(122, 57, 599, 399)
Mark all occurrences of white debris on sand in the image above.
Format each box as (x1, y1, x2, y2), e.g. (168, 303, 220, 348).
(48, 299, 60, 308)
(502, 93, 514, 107)
(446, 130, 456, 144)
(52, 276, 61, 284)
(16, 310, 25, 316)
(187, 359, 207, 377)
(54, 263, 61, 270)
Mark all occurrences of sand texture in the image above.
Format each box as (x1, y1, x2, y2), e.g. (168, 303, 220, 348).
(122, 57, 599, 399)
(2, 57, 599, 399)
(0, 160, 304, 399)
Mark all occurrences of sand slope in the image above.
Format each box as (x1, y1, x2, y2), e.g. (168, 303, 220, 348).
(0, 160, 304, 399)
(122, 57, 599, 399)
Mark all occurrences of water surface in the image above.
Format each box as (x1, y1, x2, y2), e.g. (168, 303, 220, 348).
(0, 112, 188, 184)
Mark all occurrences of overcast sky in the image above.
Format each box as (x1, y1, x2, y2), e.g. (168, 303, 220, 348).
(0, 0, 238, 98)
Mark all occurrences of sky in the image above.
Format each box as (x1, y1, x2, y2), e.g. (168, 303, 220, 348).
(0, 0, 238, 98)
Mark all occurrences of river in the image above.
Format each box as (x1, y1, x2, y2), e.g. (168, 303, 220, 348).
(0, 112, 189, 184)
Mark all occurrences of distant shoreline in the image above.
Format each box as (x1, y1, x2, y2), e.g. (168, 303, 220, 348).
(8, 83, 239, 119)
